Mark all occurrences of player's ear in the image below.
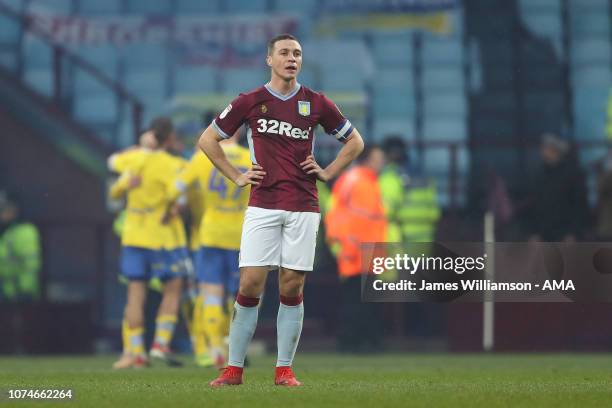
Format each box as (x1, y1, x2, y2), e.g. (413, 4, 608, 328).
(266, 54, 272, 67)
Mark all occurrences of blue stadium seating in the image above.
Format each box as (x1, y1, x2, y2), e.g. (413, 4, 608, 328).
(0, 15, 20, 43)
(0, 51, 17, 72)
(76, 45, 119, 78)
(79, 0, 122, 14)
(22, 37, 52, 69)
(372, 118, 415, 141)
(522, 12, 562, 38)
(423, 93, 467, 117)
(73, 69, 110, 95)
(570, 11, 610, 37)
(573, 87, 610, 140)
(519, 0, 561, 12)
(73, 93, 119, 123)
(376, 67, 414, 90)
(23, 68, 53, 96)
(571, 66, 611, 87)
(176, 0, 220, 13)
(423, 117, 466, 141)
(224, 0, 268, 13)
(570, 38, 611, 65)
(123, 68, 167, 97)
(569, 0, 609, 12)
(372, 89, 415, 118)
(222, 68, 268, 95)
(27, 0, 73, 14)
(320, 66, 366, 92)
(421, 37, 464, 65)
(422, 67, 464, 92)
(273, 0, 318, 14)
(173, 65, 217, 94)
(371, 33, 414, 67)
(121, 44, 168, 69)
(126, 0, 172, 14)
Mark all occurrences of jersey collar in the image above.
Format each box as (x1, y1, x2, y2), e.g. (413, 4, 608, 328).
(264, 82, 301, 101)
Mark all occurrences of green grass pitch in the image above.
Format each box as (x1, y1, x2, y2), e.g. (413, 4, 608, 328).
(1, 353, 612, 407)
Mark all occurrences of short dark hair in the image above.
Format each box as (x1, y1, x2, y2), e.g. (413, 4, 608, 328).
(357, 143, 381, 164)
(267, 34, 298, 55)
(149, 117, 174, 145)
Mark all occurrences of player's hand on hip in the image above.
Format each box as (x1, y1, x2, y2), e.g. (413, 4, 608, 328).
(301, 155, 329, 182)
(236, 164, 266, 187)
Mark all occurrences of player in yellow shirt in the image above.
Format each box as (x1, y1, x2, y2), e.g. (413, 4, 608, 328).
(109, 118, 186, 369)
(169, 129, 251, 368)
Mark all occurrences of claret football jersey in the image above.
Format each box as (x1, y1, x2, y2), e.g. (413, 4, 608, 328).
(212, 82, 354, 213)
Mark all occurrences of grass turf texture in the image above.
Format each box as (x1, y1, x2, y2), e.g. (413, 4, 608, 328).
(1, 354, 611, 407)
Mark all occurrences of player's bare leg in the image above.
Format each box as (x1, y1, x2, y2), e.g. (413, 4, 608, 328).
(200, 282, 227, 368)
(275, 267, 306, 386)
(210, 266, 269, 387)
(150, 277, 183, 366)
(113, 281, 148, 369)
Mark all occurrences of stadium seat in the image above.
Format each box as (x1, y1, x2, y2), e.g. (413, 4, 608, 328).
(375, 67, 414, 91)
(372, 118, 416, 141)
(0, 50, 17, 72)
(73, 69, 110, 95)
(573, 87, 609, 140)
(521, 12, 562, 39)
(570, 11, 610, 38)
(76, 45, 119, 78)
(570, 38, 611, 65)
(176, 0, 220, 13)
(321, 66, 366, 92)
(423, 93, 467, 118)
(79, 0, 122, 14)
(225, 0, 268, 13)
(373, 89, 415, 118)
(173, 65, 217, 94)
(73, 93, 119, 123)
(422, 67, 464, 92)
(0, 15, 20, 43)
(126, 0, 172, 14)
(273, 0, 318, 14)
(421, 37, 464, 65)
(123, 68, 167, 98)
(27, 0, 73, 14)
(22, 37, 52, 69)
(23, 68, 53, 96)
(423, 146, 469, 175)
(121, 44, 168, 69)
(571, 66, 611, 87)
(371, 33, 414, 67)
(568, 0, 609, 12)
(423, 117, 467, 141)
(222, 68, 267, 95)
(518, 0, 561, 12)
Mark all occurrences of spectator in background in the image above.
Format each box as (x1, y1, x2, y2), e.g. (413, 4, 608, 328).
(0, 190, 41, 302)
(596, 146, 612, 240)
(325, 145, 387, 352)
(523, 134, 590, 241)
(379, 136, 440, 253)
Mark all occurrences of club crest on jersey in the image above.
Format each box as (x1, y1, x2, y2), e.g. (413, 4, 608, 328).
(261, 104, 268, 114)
(298, 101, 310, 116)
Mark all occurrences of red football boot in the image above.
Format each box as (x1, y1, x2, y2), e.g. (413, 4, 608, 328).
(209, 366, 244, 387)
(274, 366, 302, 386)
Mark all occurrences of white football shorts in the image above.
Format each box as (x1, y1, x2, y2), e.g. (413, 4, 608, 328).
(239, 206, 321, 271)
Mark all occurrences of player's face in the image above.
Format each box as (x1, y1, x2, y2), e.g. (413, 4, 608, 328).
(267, 39, 302, 81)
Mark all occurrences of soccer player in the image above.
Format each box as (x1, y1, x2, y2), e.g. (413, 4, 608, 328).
(200, 34, 364, 386)
(109, 118, 186, 369)
(169, 128, 251, 368)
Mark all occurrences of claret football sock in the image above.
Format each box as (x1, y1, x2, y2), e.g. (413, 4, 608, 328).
(276, 294, 304, 367)
(153, 314, 177, 348)
(227, 294, 260, 368)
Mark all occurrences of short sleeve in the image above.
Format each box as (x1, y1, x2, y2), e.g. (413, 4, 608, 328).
(319, 94, 354, 143)
(212, 94, 250, 139)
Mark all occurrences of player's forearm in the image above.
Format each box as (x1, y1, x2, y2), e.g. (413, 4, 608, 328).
(198, 125, 242, 184)
(109, 175, 129, 199)
(324, 129, 364, 179)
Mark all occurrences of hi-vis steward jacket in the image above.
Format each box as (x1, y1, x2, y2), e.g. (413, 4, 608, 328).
(325, 166, 387, 278)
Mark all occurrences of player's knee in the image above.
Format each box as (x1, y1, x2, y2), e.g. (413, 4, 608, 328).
(238, 277, 264, 297)
(280, 277, 304, 297)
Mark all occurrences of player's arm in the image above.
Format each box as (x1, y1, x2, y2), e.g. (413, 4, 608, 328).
(108, 172, 141, 200)
(198, 124, 265, 187)
(301, 128, 364, 182)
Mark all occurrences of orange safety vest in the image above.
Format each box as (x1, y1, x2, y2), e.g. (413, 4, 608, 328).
(325, 166, 387, 278)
